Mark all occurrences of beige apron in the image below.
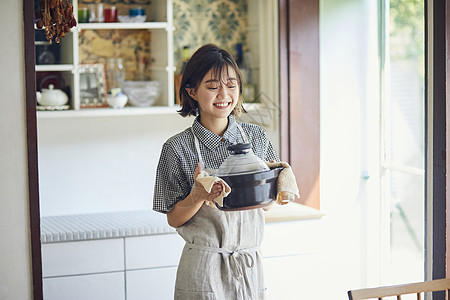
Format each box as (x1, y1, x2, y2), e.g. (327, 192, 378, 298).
(174, 125, 266, 300)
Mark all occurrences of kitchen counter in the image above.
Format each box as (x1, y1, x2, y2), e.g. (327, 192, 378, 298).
(264, 202, 324, 222)
(40, 203, 323, 243)
(40, 210, 175, 243)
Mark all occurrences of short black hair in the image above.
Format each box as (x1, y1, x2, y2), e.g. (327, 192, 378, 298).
(177, 44, 244, 117)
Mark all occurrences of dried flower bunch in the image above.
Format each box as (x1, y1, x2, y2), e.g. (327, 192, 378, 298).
(35, 0, 77, 43)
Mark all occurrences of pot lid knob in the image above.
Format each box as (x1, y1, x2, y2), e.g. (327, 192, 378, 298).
(227, 143, 251, 154)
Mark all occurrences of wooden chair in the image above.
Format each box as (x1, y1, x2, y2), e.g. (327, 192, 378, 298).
(348, 278, 450, 300)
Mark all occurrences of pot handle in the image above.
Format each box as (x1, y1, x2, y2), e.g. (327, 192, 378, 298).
(39, 74, 66, 90)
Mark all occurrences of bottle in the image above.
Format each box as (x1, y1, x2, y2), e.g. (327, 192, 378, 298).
(235, 43, 248, 84)
(235, 44, 256, 102)
(180, 46, 190, 74)
(175, 46, 190, 105)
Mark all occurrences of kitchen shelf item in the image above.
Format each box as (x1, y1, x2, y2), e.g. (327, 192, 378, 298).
(122, 81, 161, 107)
(118, 15, 147, 23)
(107, 93, 128, 108)
(37, 84, 69, 106)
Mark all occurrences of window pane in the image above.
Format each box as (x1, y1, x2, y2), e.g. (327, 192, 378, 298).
(386, 170, 424, 283)
(383, 0, 425, 285)
(388, 60, 424, 169)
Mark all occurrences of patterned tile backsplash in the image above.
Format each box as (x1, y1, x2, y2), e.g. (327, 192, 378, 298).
(78, 0, 249, 79)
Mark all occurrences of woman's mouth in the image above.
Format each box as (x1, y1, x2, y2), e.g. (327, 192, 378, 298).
(214, 102, 231, 108)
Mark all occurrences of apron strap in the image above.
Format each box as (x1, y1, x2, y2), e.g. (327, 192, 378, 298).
(191, 122, 249, 170)
(191, 127, 205, 169)
(185, 242, 259, 279)
(236, 123, 249, 143)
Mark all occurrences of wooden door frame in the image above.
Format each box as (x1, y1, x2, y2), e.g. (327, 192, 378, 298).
(23, 0, 43, 298)
(425, 0, 448, 282)
(279, 0, 320, 209)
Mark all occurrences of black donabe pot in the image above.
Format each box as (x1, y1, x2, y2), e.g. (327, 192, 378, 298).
(216, 167, 283, 211)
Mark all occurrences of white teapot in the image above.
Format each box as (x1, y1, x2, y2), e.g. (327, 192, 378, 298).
(36, 84, 69, 106)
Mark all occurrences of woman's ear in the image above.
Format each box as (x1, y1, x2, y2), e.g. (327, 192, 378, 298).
(185, 88, 196, 100)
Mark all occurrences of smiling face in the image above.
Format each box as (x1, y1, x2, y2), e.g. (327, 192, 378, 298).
(187, 65, 240, 128)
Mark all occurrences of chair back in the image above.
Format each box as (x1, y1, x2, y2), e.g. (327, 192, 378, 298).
(348, 278, 450, 300)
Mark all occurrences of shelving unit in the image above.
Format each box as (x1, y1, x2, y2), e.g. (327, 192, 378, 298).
(35, 0, 174, 119)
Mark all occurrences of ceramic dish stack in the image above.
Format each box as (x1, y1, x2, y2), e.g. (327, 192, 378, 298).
(122, 81, 160, 107)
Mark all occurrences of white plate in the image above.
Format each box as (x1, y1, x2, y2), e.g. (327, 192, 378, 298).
(37, 105, 70, 111)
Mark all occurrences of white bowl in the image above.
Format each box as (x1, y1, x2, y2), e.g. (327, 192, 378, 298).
(118, 15, 147, 23)
(122, 81, 160, 107)
(107, 94, 128, 108)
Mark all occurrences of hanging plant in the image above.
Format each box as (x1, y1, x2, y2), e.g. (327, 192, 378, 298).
(35, 0, 77, 43)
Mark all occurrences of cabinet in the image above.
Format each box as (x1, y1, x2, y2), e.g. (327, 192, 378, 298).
(35, 0, 175, 118)
(41, 234, 185, 300)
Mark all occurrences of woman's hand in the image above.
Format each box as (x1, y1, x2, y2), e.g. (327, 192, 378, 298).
(191, 163, 223, 203)
(167, 163, 223, 228)
(277, 191, 294, 205)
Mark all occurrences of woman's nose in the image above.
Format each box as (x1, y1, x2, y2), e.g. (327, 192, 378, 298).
(217, 86, 227, 99)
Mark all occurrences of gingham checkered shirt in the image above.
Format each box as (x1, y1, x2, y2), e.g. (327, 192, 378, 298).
(152, 115, 279, 213)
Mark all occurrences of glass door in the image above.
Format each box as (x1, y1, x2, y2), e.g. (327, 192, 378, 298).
(380, 0, 425, 285)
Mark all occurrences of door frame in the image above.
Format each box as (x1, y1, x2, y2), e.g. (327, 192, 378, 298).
(23, 0, 43, 298)
(424, 0, 448, 282)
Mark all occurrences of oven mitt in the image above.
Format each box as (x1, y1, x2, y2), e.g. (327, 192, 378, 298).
(195, 170, 231, 207)
(265, 161, 300, 204)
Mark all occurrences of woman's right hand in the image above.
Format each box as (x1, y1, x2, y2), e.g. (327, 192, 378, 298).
(191, 163, 223, 204)
(167, 163, 223, 228)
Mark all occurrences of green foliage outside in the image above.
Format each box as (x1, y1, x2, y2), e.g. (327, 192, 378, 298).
(390, 0, 424, 70)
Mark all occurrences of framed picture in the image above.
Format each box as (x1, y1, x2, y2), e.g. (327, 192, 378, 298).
(79, 64, 108, 108)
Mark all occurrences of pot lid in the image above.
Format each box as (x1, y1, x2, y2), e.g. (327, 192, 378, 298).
(216, 143, 269, 176)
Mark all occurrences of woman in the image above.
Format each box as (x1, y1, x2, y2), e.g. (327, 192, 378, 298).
(153, 44, 282, 300)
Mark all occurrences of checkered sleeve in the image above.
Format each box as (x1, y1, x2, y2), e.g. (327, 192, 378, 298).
(152, 141, 191, 213)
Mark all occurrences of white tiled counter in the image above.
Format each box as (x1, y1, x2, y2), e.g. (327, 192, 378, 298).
(41, 204, 324, 300)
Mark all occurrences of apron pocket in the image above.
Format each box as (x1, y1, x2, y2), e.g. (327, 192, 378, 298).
(175, 289, 215, 300)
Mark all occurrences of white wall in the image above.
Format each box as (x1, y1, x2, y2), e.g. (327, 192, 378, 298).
(38, 114, 193, 217)
(0, 0, 33, 299)
(319, 0, 380, 298)
(37, 112, 279, 217)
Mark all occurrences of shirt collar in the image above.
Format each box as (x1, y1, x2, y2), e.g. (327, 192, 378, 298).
(192, 115, 240, 150)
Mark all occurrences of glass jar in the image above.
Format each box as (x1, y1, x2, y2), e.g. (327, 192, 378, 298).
(106, 58, 124, 92)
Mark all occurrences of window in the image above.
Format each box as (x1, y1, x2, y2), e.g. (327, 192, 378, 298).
(380, 0, 425, 284)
